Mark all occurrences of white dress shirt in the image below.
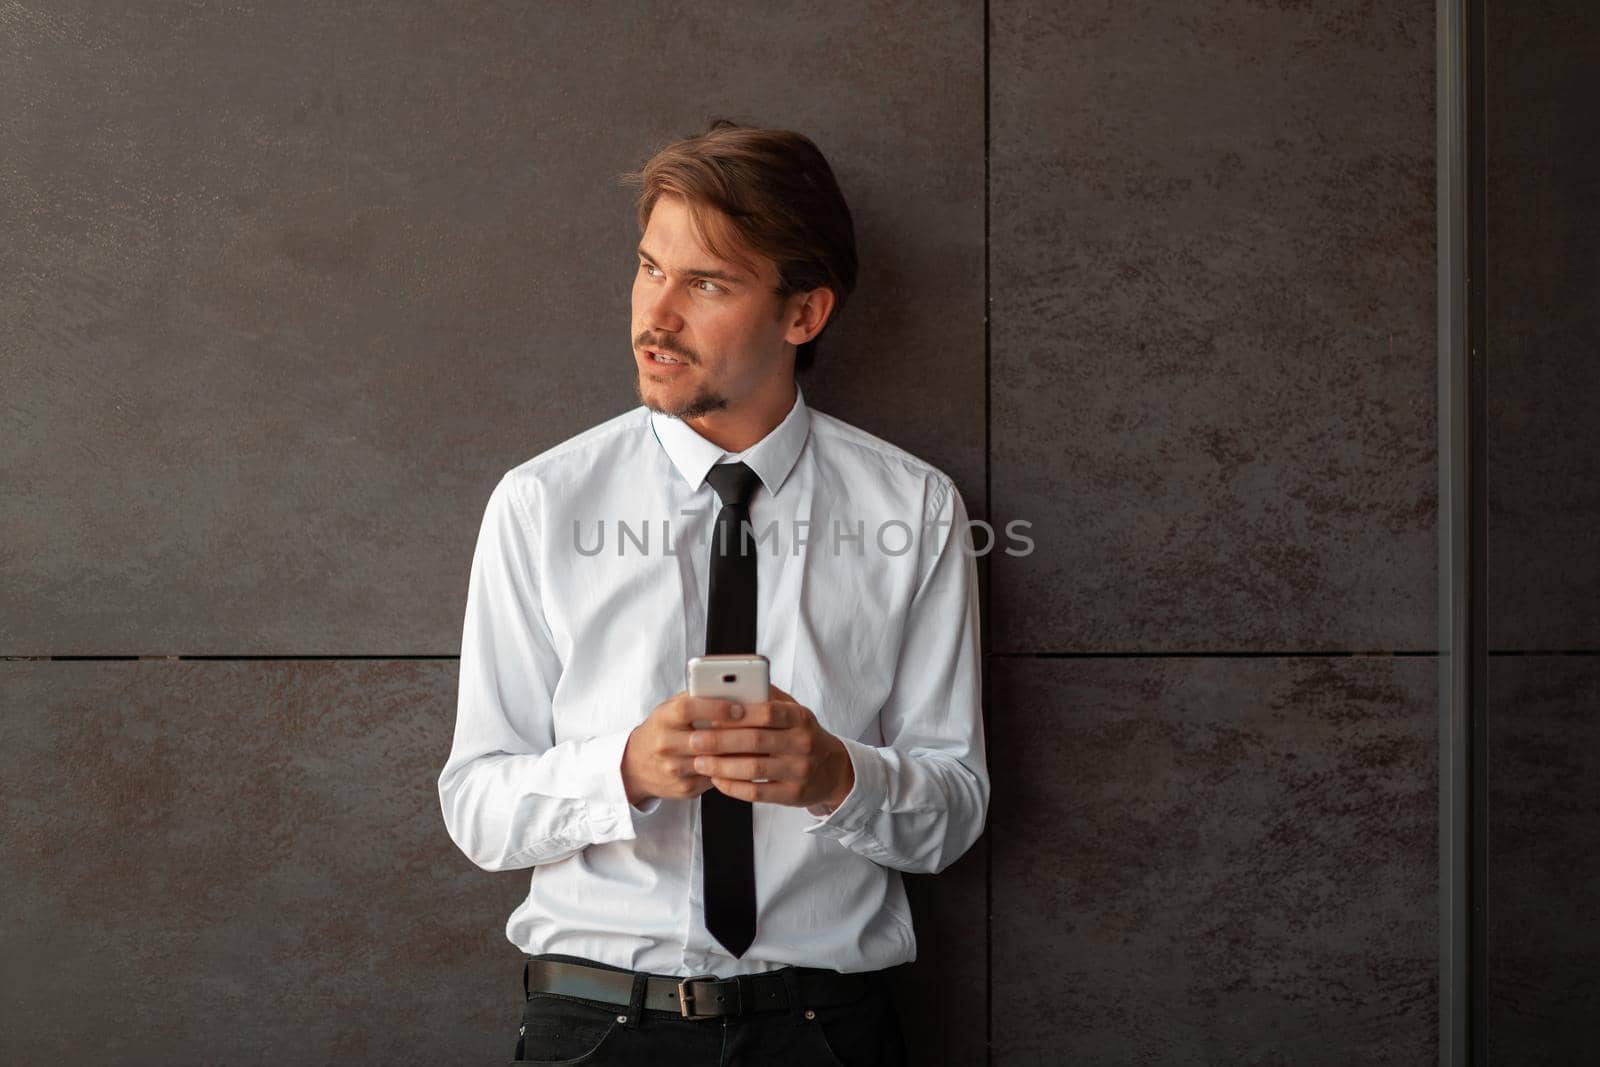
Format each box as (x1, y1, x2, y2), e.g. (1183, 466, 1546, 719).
(437, 384, 988, 977)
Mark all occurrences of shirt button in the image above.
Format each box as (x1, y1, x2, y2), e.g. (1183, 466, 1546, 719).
(804, 1009, 816, 1020)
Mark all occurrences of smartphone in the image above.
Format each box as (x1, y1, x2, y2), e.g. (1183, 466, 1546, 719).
(687, 654, 769, 707)
(686, 654, 771, 782)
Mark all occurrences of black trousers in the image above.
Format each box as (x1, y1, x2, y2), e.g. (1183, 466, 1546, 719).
(511, 954, 908, 1066)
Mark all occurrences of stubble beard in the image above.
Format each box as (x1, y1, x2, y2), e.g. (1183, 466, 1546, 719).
(634, 369, 729, 420)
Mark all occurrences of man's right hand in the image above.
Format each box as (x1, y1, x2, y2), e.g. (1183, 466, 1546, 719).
(620, 691, 746, 807)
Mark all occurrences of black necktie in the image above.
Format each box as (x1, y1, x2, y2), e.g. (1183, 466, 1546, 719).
(701, 460, 761, 958)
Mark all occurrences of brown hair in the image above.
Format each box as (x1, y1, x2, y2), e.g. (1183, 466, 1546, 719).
(620, 119, 858, 373)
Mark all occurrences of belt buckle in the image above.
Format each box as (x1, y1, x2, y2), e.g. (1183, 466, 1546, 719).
(676, 973, 722, 1019)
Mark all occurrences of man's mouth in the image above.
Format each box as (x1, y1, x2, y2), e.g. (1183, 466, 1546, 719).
(645, 348, 687, 366)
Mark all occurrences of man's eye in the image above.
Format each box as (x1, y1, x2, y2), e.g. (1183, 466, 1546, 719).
(640, 262, 660, 277)
(694, 280, 723, 293)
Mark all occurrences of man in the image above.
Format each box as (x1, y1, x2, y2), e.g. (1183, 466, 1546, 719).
(438, 120, 988, 1065)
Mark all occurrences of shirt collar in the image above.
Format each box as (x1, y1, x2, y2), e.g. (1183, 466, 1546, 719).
(649, 384, 811, 498)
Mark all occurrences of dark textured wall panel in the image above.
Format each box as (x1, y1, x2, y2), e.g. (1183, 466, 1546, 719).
(896, 850, 988, 1067)
(1485, 1, 1600, 651)
(0, 659, 989, 1063)
(988, 0, 1436, 653)
(0, 659, 527, 1064)
(1, 1, 984, 655)
(989, 655, 1437, 1064)
(1487, 656, 1600, 1062)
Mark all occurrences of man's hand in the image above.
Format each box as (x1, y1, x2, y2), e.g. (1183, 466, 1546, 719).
(620, 692, 746, 807)
(688, 684, 855, 811)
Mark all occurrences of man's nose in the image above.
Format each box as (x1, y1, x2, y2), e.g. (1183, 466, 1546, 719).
(643, 282, 685, 332)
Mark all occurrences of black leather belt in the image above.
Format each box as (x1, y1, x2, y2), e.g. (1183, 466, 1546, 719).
(523, 956, 874, 1020)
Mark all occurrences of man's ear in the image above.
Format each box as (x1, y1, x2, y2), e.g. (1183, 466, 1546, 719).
(782, 287, 837, 347)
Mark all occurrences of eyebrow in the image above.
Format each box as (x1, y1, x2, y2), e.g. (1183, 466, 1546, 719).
(636, 246, 748, 285)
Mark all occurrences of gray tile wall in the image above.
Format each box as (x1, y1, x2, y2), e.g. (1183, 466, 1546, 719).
(1, 1, 985, 656)
(4, 1, 1455, 1064)
(1, 660, 518, 1064)
(990, 657, 1437, 1064)
(3, 3, 986, 1064)
(989, 0, 1436, 655)
(1484, 0, 1600, 653)
(1485, 1, 1600, 1059)
(1485, 657, 1600, 1063)
(985, 0, 1438, 1062)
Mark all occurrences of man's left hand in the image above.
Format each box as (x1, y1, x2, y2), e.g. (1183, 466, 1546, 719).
(689, 684, 855, 811)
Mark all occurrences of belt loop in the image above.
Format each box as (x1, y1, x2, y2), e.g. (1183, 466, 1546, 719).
(522, 956, 531, 1000)
(777, 966, 806, 1021)
(624, 972, 649, 1029)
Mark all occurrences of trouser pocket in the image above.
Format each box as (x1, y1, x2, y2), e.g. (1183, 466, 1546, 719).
(511, 993, 622, 1065)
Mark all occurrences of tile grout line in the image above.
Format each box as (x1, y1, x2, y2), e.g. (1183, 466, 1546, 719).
(8, 650, 1596, 662)
(981, 1, 994, 1062)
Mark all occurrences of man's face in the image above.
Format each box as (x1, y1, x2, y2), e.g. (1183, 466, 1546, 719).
(631, 194, 795, 420)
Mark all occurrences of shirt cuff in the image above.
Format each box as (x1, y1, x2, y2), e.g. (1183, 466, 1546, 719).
(803, 736, 884, 835)
(575, 729, 650, 842)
